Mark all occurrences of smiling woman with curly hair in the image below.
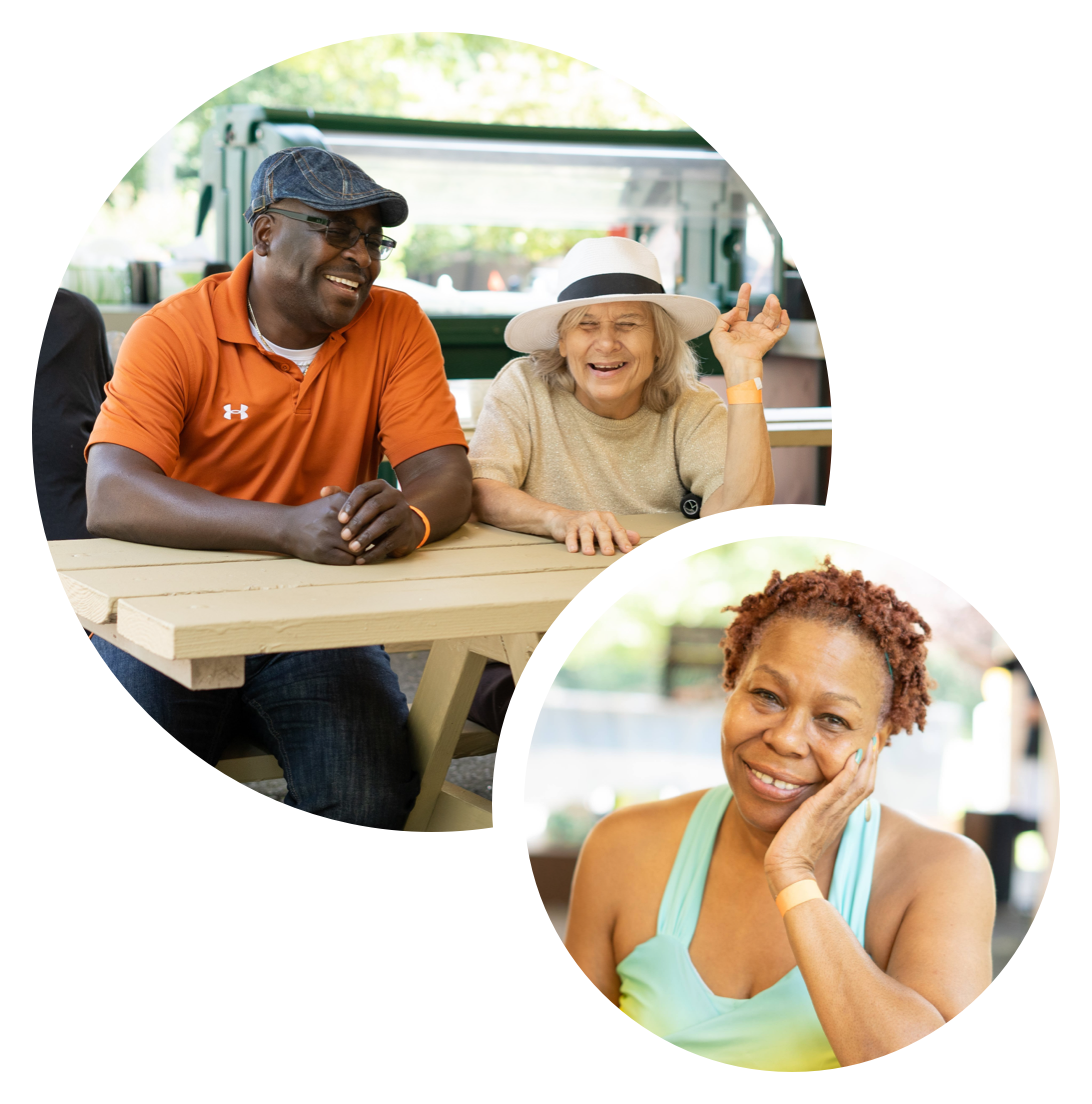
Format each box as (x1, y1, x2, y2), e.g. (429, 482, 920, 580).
(564, 559, 995, 1071)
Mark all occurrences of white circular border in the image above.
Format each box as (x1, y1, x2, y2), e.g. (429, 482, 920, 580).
(2, 2, 861, 861)
(496, 505, 1090, 1099)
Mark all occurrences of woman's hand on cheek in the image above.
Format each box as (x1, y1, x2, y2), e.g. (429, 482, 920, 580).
(763, 734, 881, 898)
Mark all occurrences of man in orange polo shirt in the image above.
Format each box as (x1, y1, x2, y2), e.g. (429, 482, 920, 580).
(85, 146, 472, 829)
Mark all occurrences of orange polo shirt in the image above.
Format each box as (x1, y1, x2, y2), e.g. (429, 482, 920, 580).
(87, 252, 466, 505)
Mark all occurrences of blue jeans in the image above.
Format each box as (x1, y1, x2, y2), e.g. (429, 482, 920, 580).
(91, 637, 419, 829)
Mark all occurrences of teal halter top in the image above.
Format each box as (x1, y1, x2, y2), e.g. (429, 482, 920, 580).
(617, 785, 880, 1072)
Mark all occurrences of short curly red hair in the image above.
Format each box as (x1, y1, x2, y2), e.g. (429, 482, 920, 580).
(720, 558, 933, 735)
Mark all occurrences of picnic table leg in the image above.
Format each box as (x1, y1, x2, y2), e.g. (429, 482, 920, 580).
(462, 632, 542, 679)
(404, 639, 487, 832)
(500, 632, 541, 683)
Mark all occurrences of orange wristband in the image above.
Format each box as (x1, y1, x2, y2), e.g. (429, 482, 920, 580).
(775, 878, 824, 917)
(407, 504, 430, 549)
(726, 377, 763, 405)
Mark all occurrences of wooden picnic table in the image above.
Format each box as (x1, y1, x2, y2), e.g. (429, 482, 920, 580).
(49, 514, 687, 833)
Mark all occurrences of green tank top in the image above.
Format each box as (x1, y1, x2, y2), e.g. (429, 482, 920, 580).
(617, 785, 880, 1072)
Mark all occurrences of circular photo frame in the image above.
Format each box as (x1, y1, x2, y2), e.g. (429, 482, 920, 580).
(6, 6, 861, 861)
(492, 505, 1082, 1095)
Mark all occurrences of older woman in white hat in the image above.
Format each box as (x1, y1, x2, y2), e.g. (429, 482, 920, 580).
(469, 236, 790, 555)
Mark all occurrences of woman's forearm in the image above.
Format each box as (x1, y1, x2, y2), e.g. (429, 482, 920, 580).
(472, 478, 566, 537)
(784, 899, 945, 1065)
(702, 354, 775, 513)
(473, 478, 637, 555)
(702, 404, 775, 513)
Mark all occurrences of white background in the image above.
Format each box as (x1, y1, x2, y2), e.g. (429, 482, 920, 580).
(2, 4, 1082, 1095)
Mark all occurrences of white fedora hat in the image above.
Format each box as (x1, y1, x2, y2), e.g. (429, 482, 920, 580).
(504, 237, 722, 353)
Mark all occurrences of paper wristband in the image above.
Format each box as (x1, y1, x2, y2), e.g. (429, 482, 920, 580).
(407, 504, 431, 549)
(775, 879, 824, 917)
(726, 377, 763, 405)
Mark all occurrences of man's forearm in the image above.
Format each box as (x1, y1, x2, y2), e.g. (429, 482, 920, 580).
(86, 445, 292, 552)
(89, 449, 366, 564)
(395, 445, 474, 543)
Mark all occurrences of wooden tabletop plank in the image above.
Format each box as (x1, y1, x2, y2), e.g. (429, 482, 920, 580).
(427, 521, 552, 550)
(49, 538, 281, 572)
(429, 513, 691, 547)
(616, 514, 688, 539)
(80, 616, 246, 690)
(57, 514, 688, 622)
(47, 524, 542, 573)
(49, 515, 684, 574)
(60, 541, 625, 624)
(116, 568, 604, 660)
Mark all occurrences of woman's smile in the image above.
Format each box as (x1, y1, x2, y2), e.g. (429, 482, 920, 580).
(586, 360, 628, 377)
(741, 758, 815, 799)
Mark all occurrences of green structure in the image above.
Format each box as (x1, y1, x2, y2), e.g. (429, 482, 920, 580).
(197, 104, 785, 378)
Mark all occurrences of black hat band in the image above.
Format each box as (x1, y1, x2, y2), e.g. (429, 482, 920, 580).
(557, 272, 665, 301)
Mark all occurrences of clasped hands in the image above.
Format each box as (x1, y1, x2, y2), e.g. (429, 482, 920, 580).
(282, 480, 424, 565)
(763, 734, 882, 900)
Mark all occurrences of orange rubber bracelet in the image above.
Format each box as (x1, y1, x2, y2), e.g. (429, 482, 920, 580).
(775, 879, 824, 917)
(726, 377, 763, 405)
(407, 504, 430, 549)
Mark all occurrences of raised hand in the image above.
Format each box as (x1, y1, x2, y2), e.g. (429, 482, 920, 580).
(709, 283, 790, 383)
(763, 733, 881, 898)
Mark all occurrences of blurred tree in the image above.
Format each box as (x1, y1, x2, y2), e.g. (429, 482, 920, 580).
(398, 225, 605, 285)
(136, 33, 687, 195)
(557, 538, 987, 719)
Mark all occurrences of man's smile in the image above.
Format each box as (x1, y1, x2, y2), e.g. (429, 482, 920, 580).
(324, 274, 360, 290)
(321, 270, 370, 307)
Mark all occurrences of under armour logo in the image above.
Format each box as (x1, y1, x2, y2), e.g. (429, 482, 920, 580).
(223, 404, 249, 420)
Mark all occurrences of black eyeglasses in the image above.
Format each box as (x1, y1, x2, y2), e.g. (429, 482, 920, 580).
(257, 207, 397, 259)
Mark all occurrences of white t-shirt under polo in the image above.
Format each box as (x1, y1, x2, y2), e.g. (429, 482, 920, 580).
(248, 321, 324, 374)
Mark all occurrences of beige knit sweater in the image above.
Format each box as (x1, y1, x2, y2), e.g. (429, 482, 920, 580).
(468, 359, 727, 514)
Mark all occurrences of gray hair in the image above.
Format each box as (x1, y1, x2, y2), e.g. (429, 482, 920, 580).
(523, 302, 703, 414)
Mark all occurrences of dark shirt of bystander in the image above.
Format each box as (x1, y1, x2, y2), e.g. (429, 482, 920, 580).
(32, 289, 113, 540)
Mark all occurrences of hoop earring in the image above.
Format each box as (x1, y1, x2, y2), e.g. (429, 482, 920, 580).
(865, 798, 872, 822)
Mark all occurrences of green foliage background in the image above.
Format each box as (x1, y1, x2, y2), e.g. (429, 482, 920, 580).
(398, 225, 605, 283)
(556, 537, 986, 725)
(152, 33, 686, 194)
